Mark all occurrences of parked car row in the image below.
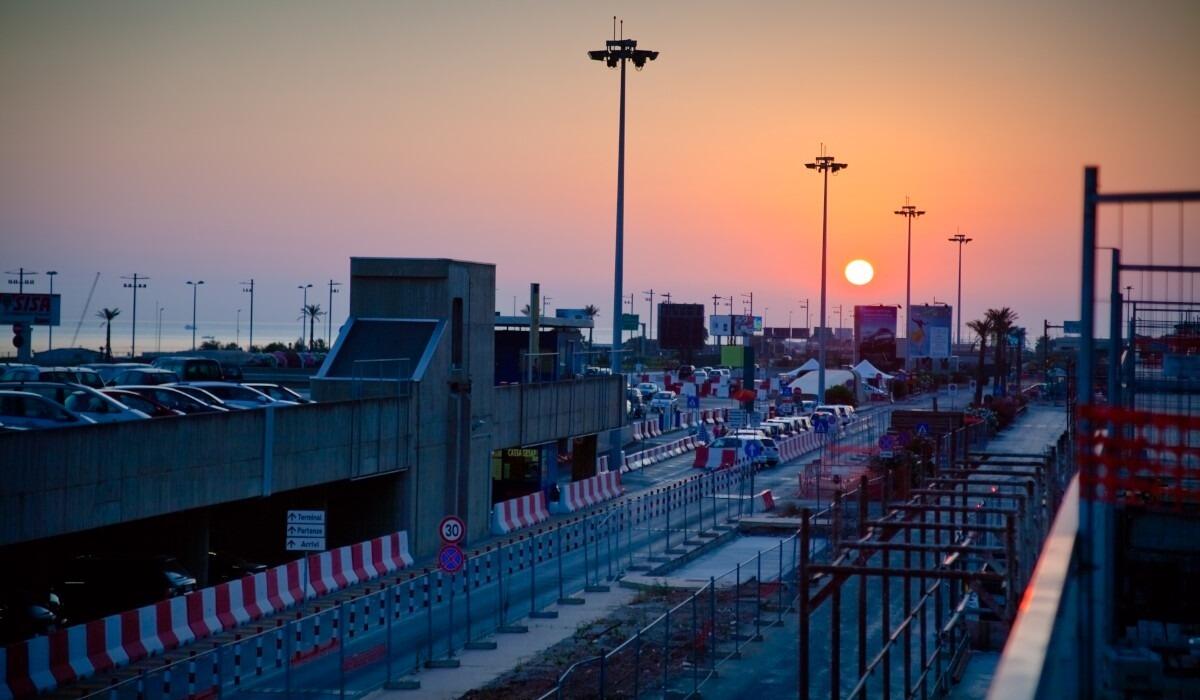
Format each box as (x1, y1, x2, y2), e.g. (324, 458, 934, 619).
(0, 357, 311, 431)
(0, 549, 271, 644)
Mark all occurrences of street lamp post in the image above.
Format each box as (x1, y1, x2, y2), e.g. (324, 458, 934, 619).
(648, 290, 657, 343)
(186, 280, 204, 351)
(799, 299, 810, 336)
(589, 18, 658, 377)
(805, 149, 848, 403)
(327, 280, 342, 349)
(948, 232, 973, 347)
(298, 283, 312, 349)
(157, 304, 164, 353)
(122, 274, 148, 358)
(894, 199, 926, 370)
(45, 271, 58, 350)
(241, 279, 255, 350)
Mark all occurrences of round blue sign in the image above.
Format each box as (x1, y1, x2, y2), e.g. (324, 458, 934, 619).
(438, 544, 465, 574)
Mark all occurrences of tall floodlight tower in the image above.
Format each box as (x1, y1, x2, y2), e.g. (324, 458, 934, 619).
(805, 148, 847, 403)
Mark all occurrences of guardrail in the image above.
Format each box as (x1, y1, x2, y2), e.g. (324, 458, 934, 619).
(57, 460, 765, 700)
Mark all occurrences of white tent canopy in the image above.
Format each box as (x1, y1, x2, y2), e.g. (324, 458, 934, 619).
(852, 359, 892, 380)
(787, 369, 855, 398)
(779, 358, 822, 380)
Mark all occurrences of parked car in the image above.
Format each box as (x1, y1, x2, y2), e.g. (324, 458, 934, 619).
(82, 363, 151, 385)
(207, 551, 268, 584)
(100, 389, 184, 418)
(120, 385, 231, 415)
(0, 382, 150, 423)
(0, 390, 95, 429)
(649, 390, 679, 413)
(108, 367, 180, 386)
(175, 381, 295, 410)
(636, 382, 659, 401)
(676, 364, 695, 380)
(817, 404, 854, 424)
(245, 383, 311, 404)
(151, 356, 224, 382)
(583, 366, 612, 376)
(0, 366, 104, 389)
(692, 369, 709, 384)
(58, 554, 196, 622)
(0, 588, 65, 644)
(168, 384, 237, 411)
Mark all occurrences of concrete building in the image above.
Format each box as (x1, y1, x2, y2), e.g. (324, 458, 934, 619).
(0, 257, 623, 586)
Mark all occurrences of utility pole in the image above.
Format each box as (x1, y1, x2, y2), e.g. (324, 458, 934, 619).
(241, 279, 255, 350)
(542, 295, 552, 317)
(895, 199, 926, 369)
(327, 280, 342, 349)
(711, 294, 722, 347)
(186, 280, 204, 351)
(297, 283, 312, 349)
(805, 147, 848, 403)
(833, 304, 844, 330)
(589, 17, 658, 378)
(122, 274, 148, 358)
(156, 303, 164, 353)
(799, 299, 810, 337)
(643, 289, 654, 341)
(6, 267, 37, 293)
(46, 271, 58, 351)
(742, 292, 754, 318)
(948, 232, 972, 347)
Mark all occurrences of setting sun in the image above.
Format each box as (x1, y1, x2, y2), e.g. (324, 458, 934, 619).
(845, 259, 874, 286)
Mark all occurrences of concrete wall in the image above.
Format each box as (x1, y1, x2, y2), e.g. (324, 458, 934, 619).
(489, 376, 626, 449)
(0, 396, 414, 548)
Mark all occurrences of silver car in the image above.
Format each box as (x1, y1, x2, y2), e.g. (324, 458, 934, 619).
(0, 389, 96, 429)
(0, 382, 150, 423)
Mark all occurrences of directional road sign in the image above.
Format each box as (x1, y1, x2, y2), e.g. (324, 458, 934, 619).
(916, 422, 930, 436)
(686, 395, 700, 409)
(287, 537, 325, 551)
(744, 441, 763, 458)
(285, 510, 326, 551)
(439, 515, 466, 545)
(438, 544, 465, 574)
(814, 417, 829, 434)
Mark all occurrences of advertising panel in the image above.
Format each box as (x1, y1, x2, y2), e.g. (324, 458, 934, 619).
(854, 305, 898, 370)
(555, 308, 590, 321)
(908, 305, 953, 358)
(0, 293, 61, 325)
(658, 303, 705, 350)
(709, 314, 761, 336)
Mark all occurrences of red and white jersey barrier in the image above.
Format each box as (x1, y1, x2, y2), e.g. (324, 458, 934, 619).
(491, 491, 551, 535)
(757, 489, 776, 511)
(621, 436, 699, 472)
(0, 531, 413, 700)
(554, 471, 624, 513)
(692, 446, 738, 470)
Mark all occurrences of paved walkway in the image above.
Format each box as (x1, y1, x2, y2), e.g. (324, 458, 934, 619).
(364, 585, 638, 700)
(977, 404, 1068, 455)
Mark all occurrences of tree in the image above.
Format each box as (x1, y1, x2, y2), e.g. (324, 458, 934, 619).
(986, 307, 1018, 396)
(967, 317, 994, 406)
(520, 304, 531, 316)
(825, 383, 855, 406)
(583, 304, 600, 347)
(96, 308, 121, 360)
(300, 304, 324, 351)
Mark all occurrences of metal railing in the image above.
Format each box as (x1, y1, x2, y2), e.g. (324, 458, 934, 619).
(77, 460, 763, 700)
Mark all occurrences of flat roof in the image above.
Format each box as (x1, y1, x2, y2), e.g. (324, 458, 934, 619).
(494, 315, 592, 329)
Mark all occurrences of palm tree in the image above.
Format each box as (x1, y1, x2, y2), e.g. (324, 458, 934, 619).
(986, 307, 1018, 396)
(520, 304, 531, 316)
(583, 304, 600, 347)
(96, 307, 121, 360)
(300, 304, 324, 351)
(967, 317, 994, 405)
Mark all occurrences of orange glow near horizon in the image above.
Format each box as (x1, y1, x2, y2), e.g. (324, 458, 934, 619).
(1, 1, 1197, 345)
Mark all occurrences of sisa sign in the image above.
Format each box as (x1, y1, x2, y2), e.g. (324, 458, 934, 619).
(0, 293, 61, 326)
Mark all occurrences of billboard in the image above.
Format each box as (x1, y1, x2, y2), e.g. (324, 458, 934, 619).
(763, 327, 809, 339)
(854, 305, 898, 370)
(909, 305, 952, 358)
(555, 308, 590, 321)
(709, 314, 762, 336)
(621, 313, 640, 331)
(658, 303, 705, 350)
(0, 293, 61, 325)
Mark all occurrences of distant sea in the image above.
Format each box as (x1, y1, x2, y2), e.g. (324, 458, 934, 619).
(2, 319, 343, 359)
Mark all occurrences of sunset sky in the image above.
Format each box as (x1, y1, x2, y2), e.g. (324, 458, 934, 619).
(2, 1, 1198, 353)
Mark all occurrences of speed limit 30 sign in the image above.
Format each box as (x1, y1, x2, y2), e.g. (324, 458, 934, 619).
(439, 515, 465, 545)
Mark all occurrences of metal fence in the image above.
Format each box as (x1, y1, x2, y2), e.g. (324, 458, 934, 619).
(76, 460, 764, 700)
